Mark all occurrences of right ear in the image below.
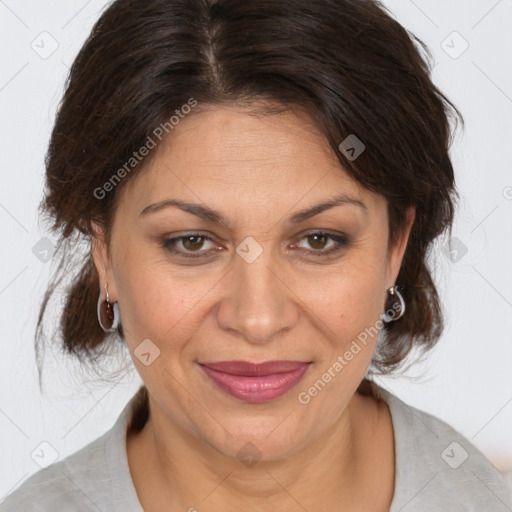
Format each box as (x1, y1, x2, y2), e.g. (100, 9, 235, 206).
(91, 221, 118, 301)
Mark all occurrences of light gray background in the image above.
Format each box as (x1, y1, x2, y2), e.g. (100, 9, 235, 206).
(1, 0, 511, 500)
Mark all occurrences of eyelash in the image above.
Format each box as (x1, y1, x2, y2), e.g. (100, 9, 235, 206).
(161, 231, 351, 260)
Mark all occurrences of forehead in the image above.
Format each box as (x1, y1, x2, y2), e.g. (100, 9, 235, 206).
(153, 104, 343, 174)
(117, 104, 382, 219)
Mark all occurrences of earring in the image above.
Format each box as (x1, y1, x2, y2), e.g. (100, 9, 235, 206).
(382, 285, 405, 322)
(97, 282, 120, 333)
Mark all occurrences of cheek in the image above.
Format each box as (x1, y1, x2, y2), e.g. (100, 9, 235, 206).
(112, 249, 222, 352)
(340, 271, 386, 337)
(305, 254, 387, 348)
(113, 227, 388, 364)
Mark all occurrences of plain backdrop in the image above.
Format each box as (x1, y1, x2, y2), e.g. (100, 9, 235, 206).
(1, 0, 511, 500)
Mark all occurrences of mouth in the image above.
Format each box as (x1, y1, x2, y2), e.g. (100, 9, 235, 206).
(198, 360, 312, 403)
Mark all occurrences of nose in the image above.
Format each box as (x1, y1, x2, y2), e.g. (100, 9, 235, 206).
(216, 247, 299, 344)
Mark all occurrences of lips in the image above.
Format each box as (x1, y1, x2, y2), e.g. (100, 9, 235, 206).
(198, 360, 311, 403)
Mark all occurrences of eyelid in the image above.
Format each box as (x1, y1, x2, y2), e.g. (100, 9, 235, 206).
(161, 232, 220, 256)
(161, 229, 351, 260)
(291, 230, 350, 255)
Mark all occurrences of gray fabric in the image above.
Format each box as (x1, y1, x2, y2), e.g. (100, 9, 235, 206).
(2, 384, 511, 511)
(377, 385, 512, 511)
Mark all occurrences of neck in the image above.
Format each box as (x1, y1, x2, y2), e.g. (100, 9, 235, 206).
(127, 389, 394, 511)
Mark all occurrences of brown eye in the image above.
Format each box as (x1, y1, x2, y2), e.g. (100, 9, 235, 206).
(181, 235, 206, 251)
(306, 233, 329, 250)
(161, 233, 219, 259)
(295, 231, 350, 257)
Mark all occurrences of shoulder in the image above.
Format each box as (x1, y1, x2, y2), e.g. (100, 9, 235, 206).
(373, 383, 512, 512)
(0, 390, 145, 512)
(0, 433, 109, 511)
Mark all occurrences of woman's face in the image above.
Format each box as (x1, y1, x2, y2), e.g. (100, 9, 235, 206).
(93, 104, 414, 461)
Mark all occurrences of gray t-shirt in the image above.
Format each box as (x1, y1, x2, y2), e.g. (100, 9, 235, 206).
(1, 384, 511, 511)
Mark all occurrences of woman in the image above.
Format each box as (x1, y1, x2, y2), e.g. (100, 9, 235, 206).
(2, 0, 511, 510)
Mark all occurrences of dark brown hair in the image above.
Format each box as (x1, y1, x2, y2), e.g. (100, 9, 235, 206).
(36, 0, 462, 394)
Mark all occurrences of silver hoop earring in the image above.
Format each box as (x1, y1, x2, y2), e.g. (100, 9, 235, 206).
(97, 282, 120, 333)
(382, 285, 405, 322)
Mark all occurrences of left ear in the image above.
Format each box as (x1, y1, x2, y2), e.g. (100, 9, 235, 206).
(386, 206, 416, 286)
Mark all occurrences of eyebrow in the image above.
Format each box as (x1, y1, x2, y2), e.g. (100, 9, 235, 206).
(139, 193, 367, 228)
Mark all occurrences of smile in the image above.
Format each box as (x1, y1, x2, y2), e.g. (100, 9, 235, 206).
(198, 360, 312, 403)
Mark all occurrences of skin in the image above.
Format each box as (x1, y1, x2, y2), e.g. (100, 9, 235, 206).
(92, 103, 415, 511)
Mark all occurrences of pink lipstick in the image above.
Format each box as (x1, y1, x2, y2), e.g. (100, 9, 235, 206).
(198, 360, 311, 402)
